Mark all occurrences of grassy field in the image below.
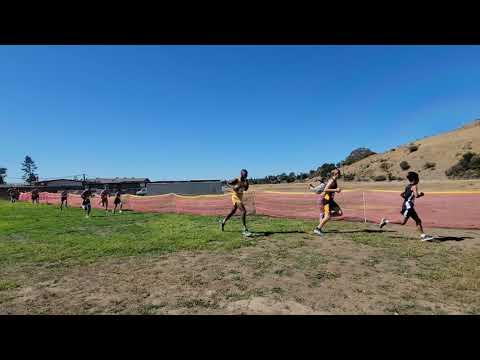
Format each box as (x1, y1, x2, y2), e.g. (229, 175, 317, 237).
(1, 200, 479, 314)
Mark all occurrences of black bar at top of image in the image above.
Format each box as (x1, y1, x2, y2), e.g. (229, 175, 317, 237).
(1, 8, 480, 45)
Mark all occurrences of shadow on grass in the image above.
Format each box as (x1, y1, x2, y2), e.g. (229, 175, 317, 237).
(432, 236, 473, 242)
(255, 230, 307, 237)
(326, 229, 395, 234)
(222, 230, 307, 237)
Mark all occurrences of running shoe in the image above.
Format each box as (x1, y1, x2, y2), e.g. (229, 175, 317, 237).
(313, 228, 324, 236)
(420, 234, 435, 242)
(379, 218, 389, 229)
(242, 230, 252, 237)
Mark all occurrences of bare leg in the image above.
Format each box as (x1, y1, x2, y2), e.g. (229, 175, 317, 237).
(238, 203, 248, 231)
(318, 212, 331, 231)
(222, 204, 238, 225)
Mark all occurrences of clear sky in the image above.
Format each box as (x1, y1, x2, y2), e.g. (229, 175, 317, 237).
(1, 45, 479, 182)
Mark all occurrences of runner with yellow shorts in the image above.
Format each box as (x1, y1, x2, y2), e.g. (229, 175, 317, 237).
(220, 169, 251, 236)
(314, 168, 343, 236)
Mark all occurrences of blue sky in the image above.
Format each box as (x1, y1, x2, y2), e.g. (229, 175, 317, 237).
(1, 45, 479, 182)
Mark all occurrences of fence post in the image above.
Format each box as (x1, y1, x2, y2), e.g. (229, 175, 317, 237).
(362, 191, 367, 223)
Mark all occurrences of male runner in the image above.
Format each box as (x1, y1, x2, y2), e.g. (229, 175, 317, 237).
(8, 187, 16, 203)
(220, 169, 251, 236)
(313, 168, 343, 236)
(379, 171, 434, 242)
(31, 188, 40, 204)
(100, 188, 110, 212)
(113, 190, 123, 214)
(60, 190, 68, 210)
(81, 188, 93, 218)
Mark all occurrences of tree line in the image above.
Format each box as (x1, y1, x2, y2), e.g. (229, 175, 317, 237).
(250, 163, 337, 184)
(249, 148, 376, 185)
(0, 156, 39, 185)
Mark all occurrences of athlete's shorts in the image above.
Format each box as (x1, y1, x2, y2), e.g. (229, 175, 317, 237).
(231, 193, 243, 206)
(101, 198, 108, 205)
(401, 204, 421, 223)
(114, 198, 122, 205)
(61, 197, 67, 202)
(320, 194, 341, 216)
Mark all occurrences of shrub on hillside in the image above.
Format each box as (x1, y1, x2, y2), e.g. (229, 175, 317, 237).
(399, 161, 410, 170)
(343, 173, 355, 181)
(379, 162, 391, 172)
(372, 175, 387, 182)
(445, 152, 480, 179)
(408, 144, 419, 153)
(424, 162, 436, 170)
(341, 148, 376, 166)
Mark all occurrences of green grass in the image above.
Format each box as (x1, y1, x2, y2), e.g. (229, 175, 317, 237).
(0, 200, 316, 266)
(0, 280, 19, 291)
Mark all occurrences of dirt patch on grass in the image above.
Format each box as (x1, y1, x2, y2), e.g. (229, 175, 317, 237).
(1, 224, 479, 314)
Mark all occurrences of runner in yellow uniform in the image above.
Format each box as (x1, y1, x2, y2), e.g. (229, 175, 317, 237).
(220, 169, 251, 236)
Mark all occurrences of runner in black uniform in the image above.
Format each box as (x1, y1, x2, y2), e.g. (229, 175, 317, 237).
(8, 187, 16, 203)
(379, 171, 434, 241)
(81, 188, 93, 218)
(60, 190, 68, 210)
(31, 188, 40, 204)
(99, 188, 110, 213)
(113, 190, 123, 214)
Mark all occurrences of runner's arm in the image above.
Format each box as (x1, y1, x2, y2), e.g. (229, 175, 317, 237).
(227, 178, 239, 186)
(323, 179, 341, 193)
(412, 185, 424, 198)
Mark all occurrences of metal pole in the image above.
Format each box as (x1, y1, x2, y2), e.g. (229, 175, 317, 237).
(362, 191, 367, 223)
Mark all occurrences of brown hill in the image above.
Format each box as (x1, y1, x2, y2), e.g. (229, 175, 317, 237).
(332, 119, 480, 181)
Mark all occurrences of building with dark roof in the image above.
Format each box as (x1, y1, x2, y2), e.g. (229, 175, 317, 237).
(86, 177, 150, 193)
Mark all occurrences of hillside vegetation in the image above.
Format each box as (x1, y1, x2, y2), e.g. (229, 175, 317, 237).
(334, 119, 480, 181)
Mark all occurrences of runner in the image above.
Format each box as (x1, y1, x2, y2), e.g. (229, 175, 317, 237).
(309, 177, 327, 222)
(8, 187, 16, 203)
(31, 188, 40, 204)
(99, 188, 110, 213)
(220, 169, 251, 236)
(113, 190, 123, 214)
(313, 168, 343, 236)
(60, 190, 68, 210)
(81, 188, 93, 218)
(379, 171, 434, 242)
(14, 188, 20, 202)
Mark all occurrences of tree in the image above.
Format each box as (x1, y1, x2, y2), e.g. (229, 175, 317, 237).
(316, 163, 336, 179)
(0, 167, 6, 184)
(21, 155, 39, 185)
(342, 148, 376, 166)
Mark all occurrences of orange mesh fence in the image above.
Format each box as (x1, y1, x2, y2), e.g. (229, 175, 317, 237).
(18, 190, 480, 229)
